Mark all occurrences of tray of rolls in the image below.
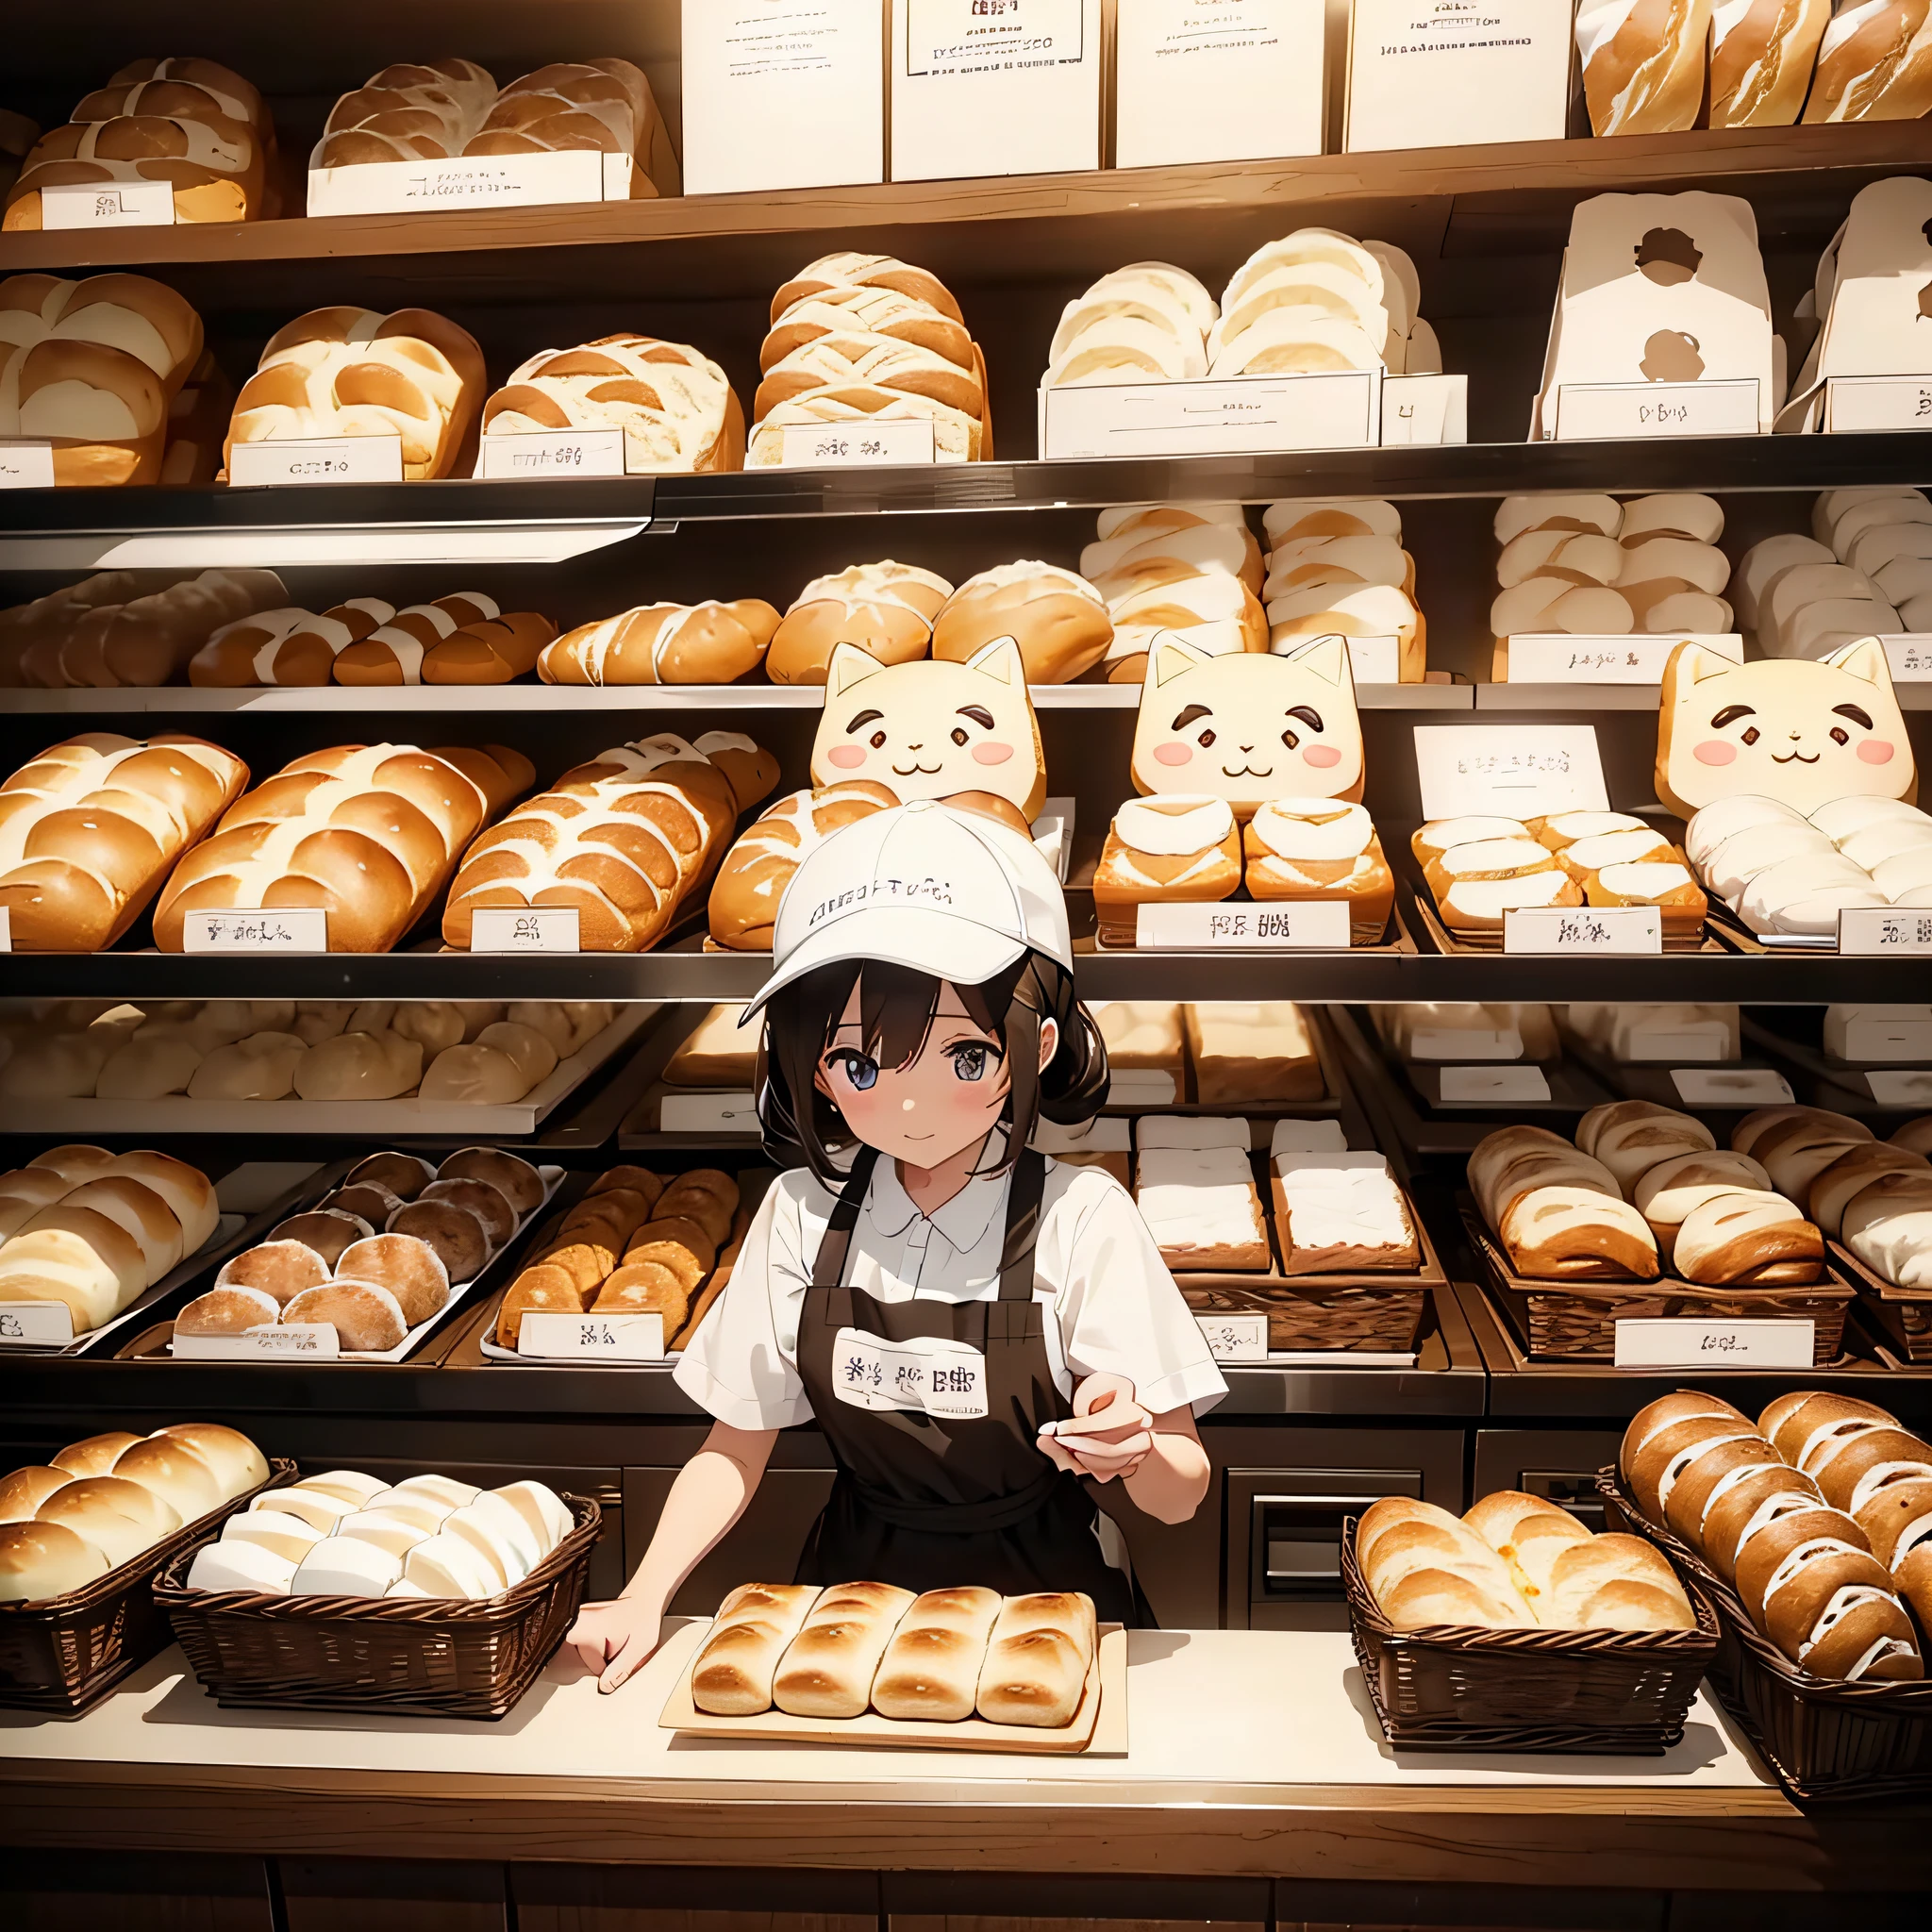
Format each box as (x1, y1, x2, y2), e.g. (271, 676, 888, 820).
(660, 1582, 1124, 1755)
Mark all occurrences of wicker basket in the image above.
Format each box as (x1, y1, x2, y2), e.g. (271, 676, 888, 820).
(1182, 1277, 1426, 1352)
(1341, 1517, 1719, 1754)
(1597, 1469, 1932, 1803)
(0, 1458, 297, 1719)
(1831, 1240, 1932, 1365)
(155, 1493, 600, 1720)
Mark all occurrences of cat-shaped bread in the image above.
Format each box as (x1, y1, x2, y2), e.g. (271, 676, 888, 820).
(1657, 636, 1917, 818)
(1129, 633, 1365, 813)
(809, 635, 1047, 820)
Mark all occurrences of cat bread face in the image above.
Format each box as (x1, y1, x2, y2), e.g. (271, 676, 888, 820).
(810, 636, 1047, 820)
(1657, 638, 1917, 818)
(1130, 633, 1364, 813)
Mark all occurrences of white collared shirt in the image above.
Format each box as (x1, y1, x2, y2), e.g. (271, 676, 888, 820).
(674, 1155, 1228, 1432)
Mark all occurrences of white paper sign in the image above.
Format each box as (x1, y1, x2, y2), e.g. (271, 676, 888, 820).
(1379, 374, 1468, 445)
(660, 1091, 762, 1135)
(1879, 636, 1932, 682)
(228, 435, 404, 488)
(778, 419, 937, 467)
(1041, 372, 1379, 460)
(478, 429, 625, 480)
(1197, 1312, 1270, 1362)
(1870, 1070, 1932, 1106)
(1409, 1026, 1522, 1061)
(1672, 1068, 1795, 1107)
(469, 908, 581, 954)
(0, 908, 9, 953)
(0, 441, 55, 490)
(0, 1303, 76, 1347)
(1614, 1318, 1815, 1371)
(1342, 636, 1401, 683)
(1413, 724, 1610, 820)
(1841, 1020, 1932, 1062)
(183, 908, 328, 954)
(1506, 633, 1743, 684)
(306, 149, 627, 218)
(1840, 907, 1932, 957)
(519, 1311, 665, 1361)
(1439, 1065, 1552, 1104)
(1624, 1025, 1731, 1063)
(1135, 900, 1352, 949)
(1825, 375, 1932, 433)
(1346, 0, 1574, 150)
(42, 179, 175, 229)
(832, 1326, 990, 1419)
(173, 1324, 341, 1360)
(1554, 379, 1762, 441)
(1505, 906, 1663, 956)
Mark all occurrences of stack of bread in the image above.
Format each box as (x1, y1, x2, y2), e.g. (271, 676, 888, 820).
(1044, 261, 1219, 386)
(494, 1164, 744, 1352)
(1078, 504, 1267, 683)
(1, 1423, 267, 1602)
(1134, 1117, 1271, 1273)
(1372, 1003, 1560, 1063)
(1560, 1002, 1741, 1063)
(750, 253, 991, 467)
(0, 1143, 218, 1335)
(1414, 810, 1707, 936)
(224, 306, 487, 482)
(1272, 1127, 1421, 1274)
(1683, 793, 1932, 936)
(5, 58, 275, 229)
(1357, 1490, 1697, 1630)
(483, 335, 742, 475)
(1088, 1000, 1323, 1107)
(185, 1467, 573, 1601)
(540, 600, 779, 685)
(3, 569, 287, 687)
(152, 741, 531, 954)
(1620, 1390, 1925, 1678)
(0, 270, 206, 485)
(443, 733, 777, 953)
(1736, 489, 1930, 658)
(692, 1583, 1096, 1727)
(1470, 1100, 1836, 1286)
(1263, 498, 1424, 681)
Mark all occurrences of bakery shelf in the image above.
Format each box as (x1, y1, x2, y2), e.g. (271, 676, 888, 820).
(1479, 683, 1932, 713)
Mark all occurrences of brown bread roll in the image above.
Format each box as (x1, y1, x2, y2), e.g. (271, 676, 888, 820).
(149, 1423, 265, 1499)
(437, 1146, 544, 1215)
(50, 1430, 142, 1479)
(974, 1591, 1096, 1727)
(420, 1176, 514, 1249)
(1806, 1426, 1932, 1516)
(531, 1241, 615, 1293)
(655, 1184, 733, 1248)
(329, 1181, 406, 1226)
(215, 1239, 329, 1306)
(345, 1151, 435, 1200)
(773, 1580, 916, 1718)
(0, 1466, 71, 1521)
(1499, 1186, 1659, 1281)
(110, 1437, 219, 1520)
(1673, 1191, 1824, 1285)
(588, 1166, 666, 1210)
(625, 1219, 715, 1288)
(175, 1284, 281, 1335)
(331, 1234, 449, 1327)
(387, 1200, 491, 1284)
(280, 1280, 408, 1352)
(591, 1262, 689, 1335)
(269, 1208, 374, 1267)
(494, 1265, 589, 1349)
(871, 1586, 1003, 1721)
(1760, 1391, 1897, 1470)
(691, 1582, 823, 1714)
(1626, 1413, 1764, 1525)
(1701, 1469, 1825, 1581)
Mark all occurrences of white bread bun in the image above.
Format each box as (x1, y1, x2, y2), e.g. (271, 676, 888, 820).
(185, 1538, 294, 1594)
(252, 1484, 359, 1533)
(110, 1437, 220, 1521)
(405, 1530, 504, 1598)
(50, 1430, 142, 1480)
(1380, 1567, 1534, 1628)
(34, 1481, 157, 1567)
(358, 1493, 452, 1536)
(292, 1028, 425, 1102)
(0, 1466, 73, 1521)
(292, 1469, 389, 1507)
(290, 1537, 404, 1597)
(491, 1479, 571, 1554)
(95, 1034, 202, 1100)
(445, 1492, 541, 1584)
(184, 1031, 306, 1101)
(146, 1424, 265, 1500)
(108, 1151, 218, 1253)
(391, 1473, 480, 1510)
(333, 1508, 434, 1558)
(221, 1509, 328, 1565)
(0, 1519, 112, 1600)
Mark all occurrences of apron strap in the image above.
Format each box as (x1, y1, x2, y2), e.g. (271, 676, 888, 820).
(810, 1146, 879, 1291)
(997, 1148, 1046, 1303)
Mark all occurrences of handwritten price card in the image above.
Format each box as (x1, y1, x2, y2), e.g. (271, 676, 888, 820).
(1839, 908, 1932, 957)
(1614, 1318, 1814, 1371)
(777, 419, 938, 467)
(1135, 901, 1351, 950)
(478, 429, 625, 479)
(469, 908, 581, 954)
(519, 1312, 664, 1361)
(1197, 1313, 1269, 1362)
(1879, 636, 1932, 684)
(0, 441, 55, 491)
(1413, 724, 1610, 820)
(1438, 1064, 1552, 1104)
(1554, 379, 1760, 441)
(0, 1303, 77, 1347)
(42, 180, 175, 228)
(1504, 906, 1662, 956)
(1041, 370, 1378, 460)
(1671, 1068, 1794, 1108)
(174, 1324, 342, 1360)
(183, 909, 328, 954)
(1825, 376, 1932, 434)
(1506, 633, 1741, 684)
(228, 435, 403, 488)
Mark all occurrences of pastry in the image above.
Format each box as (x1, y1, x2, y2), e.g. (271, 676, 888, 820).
(1242, 801, 1394, 941)
(1092, 797, 1241, 946)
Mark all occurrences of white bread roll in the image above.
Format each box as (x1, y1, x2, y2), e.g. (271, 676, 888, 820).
(34, 1482, 155, 1567)
(357, 1493, 451, 1537)
(332, 1509, 433, 1559)
(773, 1580, 916, 1718)
(110, 1437, 220, 1521)
(147, 1424, 266, 1501)
(0, 1466, 73, 1522)
(290, 1537, 404, 1597)
(974, 1591, 1098, 1726)
(871, 1586, 1004, 1721)
(185, 1030, 307, 1101)
(405, 1531, 504, 1599)
(444, 1493, 541, 1584)
(692, 1583, 824, 1715)
(253, 1485, 358, 1533)
(292, 1469, 388, 1507)
(50, 1429, 142, 1479)
(0, 1519, 110, 1600)
(390, 1474, 480, 1510)
(222, 1509, 328, 1565)
(491, 1480, 572, 1554)
(185, 1538, 294, 1594)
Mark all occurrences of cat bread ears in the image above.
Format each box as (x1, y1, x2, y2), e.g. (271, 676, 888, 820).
(1147, 630, 1352, 688)
(1671, 634, 1895, 691)
(1151, 635, 1213, 686)
(825, 634, 1025, 697)
(825, 640, 885, 697)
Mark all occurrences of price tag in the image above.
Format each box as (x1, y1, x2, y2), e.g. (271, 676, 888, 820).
(1554, 378, 1760, 441)
(0, 441, 55, 490)
(173, 1324, 341, 1360)
(1342, 636, 1401, 683)
(1439, 1065, 1551, 1104)
(1842, 1020, 1932, 1062)
(469, 908, 580, 954)
(228, 435, 404, 488)
(1504, 905, 1662, 956)
(1410, 1026, 1522, 1061)
(777, 419, 938, 467)
(1878, 636, 1932, 683)
(42, 179, 176, 228)
(1135, 900, 1351, 949)
(478, 428, 625, 479)
(1041, 370, 1379, 460)
(1824, 375, 1932, 434)
(1197, 1313, 1269, 1362)
(183, 909, 328, 954)
(1379, 373, 1467, 445)
(0, 1303, 77, 1347)
(519, 1311, 664, 1361)
(1614, 1318, 1814, 1371)
(1505, 633, 1742, 684)
(660, 1091, 760, 1135)
(1671, 1068, 1794, 1107)
(904, 0, 1089, 72)
(1840, 908, 1932, 956)
(306, 148, 625, 217)
(1870, 1070, 1932, 1107)
(1413, 724, 1609, 820)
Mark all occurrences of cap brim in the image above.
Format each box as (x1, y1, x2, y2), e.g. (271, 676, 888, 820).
(741, 904, 1027, 1019)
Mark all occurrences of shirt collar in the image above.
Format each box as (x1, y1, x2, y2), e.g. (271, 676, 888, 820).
(866, 1152, 1009, 1255)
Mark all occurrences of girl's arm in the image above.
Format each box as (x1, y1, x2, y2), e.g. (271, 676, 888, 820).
(567, 1420, 778, 1691)
(1038, 1373, 1211, 1524)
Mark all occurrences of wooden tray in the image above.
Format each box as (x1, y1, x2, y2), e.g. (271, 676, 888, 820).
(658, 1618, 1126, 1755)
(1831, 1239, 1932, 1364)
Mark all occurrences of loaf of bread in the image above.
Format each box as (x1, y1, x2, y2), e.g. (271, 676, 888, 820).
(870, 1585, 1004, 1721)
(772, 1579, 916, 1718)
(324, 595, 557, 687)
(1084, 505, 1269, 680)
(692, 1583, 823, 1713)
(974, 1592, 1096, 1727)
(1804, 1, 1932, 121)
(4, 568, 286, 689)
(1576, 0, 1714, 134)
(1415, 818, 1586, 932)
(1135, 1144, 1270, 1272)
(1044, 263, 1216, 386)
(707, 781, 900, 951)
(1355, 1496, 1535, 1627)
(931, 563, 1113, 685)
(1709, 0, 1831, 124)
(1242, 800, 1394, 941)
(541, 600, 778, 685)
(316, 60, 498, 167)
(1576, 1101, 1717, 1195)
(764, 562, 952, 685)
(1092, 796, 1241, 946)
(1185, 1003, 1323, 1105)
(1500, 1184, 1662, 1281)
(1274, 1151, 1419, 1274)
(464, 58, 675, 196)
(1091, 1001, 1185, 1106)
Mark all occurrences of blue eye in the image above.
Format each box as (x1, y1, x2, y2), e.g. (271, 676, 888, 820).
(948, 1043, 991, 1083)
(825, 1049, 878, 1091)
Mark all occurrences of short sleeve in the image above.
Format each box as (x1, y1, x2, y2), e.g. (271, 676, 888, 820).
(672, 1175, 815, 1431)
(1045, 1166, 1229, 1418)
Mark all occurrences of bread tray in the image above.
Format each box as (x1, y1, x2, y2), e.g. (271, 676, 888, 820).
(1598, 1468, 1932, 1803)
(1458, 1199, 1854, 1366)
(155, 1492, 600, 1720)
(1341, 1514, 1718, 1755)
(658, 1616, 1125, 1755)
(1827, 1240, 1932, 1365)
(0, 1458, 297, 1719)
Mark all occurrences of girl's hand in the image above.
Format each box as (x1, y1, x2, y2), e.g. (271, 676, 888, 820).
(567, 1593, 664, 1693)
(1037, 1373, 1154, 1484)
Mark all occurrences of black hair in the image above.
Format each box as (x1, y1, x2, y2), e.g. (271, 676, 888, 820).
(758, 954, 1109, 1188)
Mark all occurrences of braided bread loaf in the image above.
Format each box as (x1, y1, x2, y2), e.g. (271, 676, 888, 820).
(483, 335, 743, 475)
(190, 599, 394, 686)
(6, 568, 285, 688)
(153, 742, 531, 954)
(767, 562, 953, 685)
(464, 59, 675, 194)
(334, 597, 557, 685)
(316, 60, 497, 167)
(708, 782, 901, 951)
(225, 306, 486, 481)
(540, 600, 780, 685)
(0, 271, 204, 486)
(0, 732, 249, 950)
(444, 734, 777, 954)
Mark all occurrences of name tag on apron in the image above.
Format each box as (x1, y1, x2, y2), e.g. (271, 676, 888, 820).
(831, 1327, 991, 1421)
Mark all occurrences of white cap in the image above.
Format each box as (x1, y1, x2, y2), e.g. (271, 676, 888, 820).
(745, 800, 1073, 1014)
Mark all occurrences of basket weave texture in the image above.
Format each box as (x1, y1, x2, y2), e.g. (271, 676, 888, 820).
(0, 1458, 297, 1718)
(1180, 1279, 1425, 1352)
(1831, 1239, 1932, 1364)
(156, 1492, 601, 1720)
(1342, 1514, 1719, 1755)
(1598, 1469, 1932, 1804)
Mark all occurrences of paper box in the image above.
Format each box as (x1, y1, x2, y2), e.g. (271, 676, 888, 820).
(1345, 0, 1574, 152)
(1114, 0, 1324, 168)
(891, 0, 1105, 181)
(682, 0, 887, 194)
